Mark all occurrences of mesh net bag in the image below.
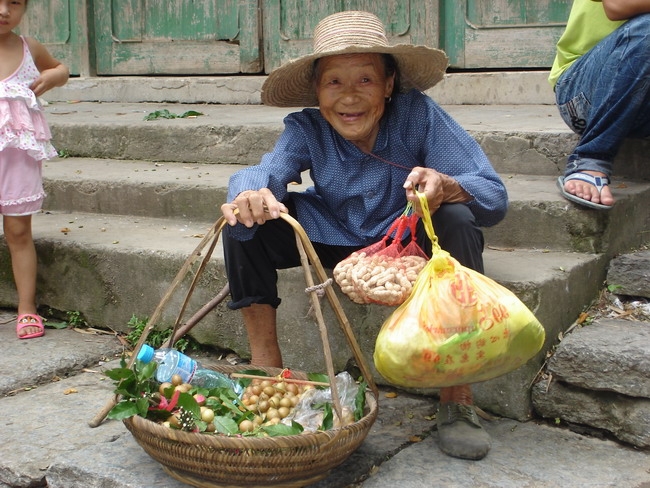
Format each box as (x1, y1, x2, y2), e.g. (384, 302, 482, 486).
(334, 204, 428, 306)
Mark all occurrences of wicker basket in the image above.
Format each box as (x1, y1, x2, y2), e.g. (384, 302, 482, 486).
(124, 366, 378, 488)
(106, 215, 380, 487)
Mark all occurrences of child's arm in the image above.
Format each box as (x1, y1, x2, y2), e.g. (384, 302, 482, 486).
(600, 0, 650, 20)
(25, 37, 69, 97)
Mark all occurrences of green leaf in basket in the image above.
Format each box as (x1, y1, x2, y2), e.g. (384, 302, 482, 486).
(195, 419, 208, 432)
(135, 397, 151, 417)
(107, 398, 143, 420)
(106, 367, 140, 399)
(213, 415, 239, 435)
(136, 361, 158, 384)
(236, 369, 269, 388)
(238, 369, 270, 377)
(320, 403, 333, 431)
(307, 372, 330, 388)
(113, 385, 136, 399)
(104, 366, 134, 382)
(218, 394, 244, 418)
(354, 380, 368, 421)
(262, 421, 304, 437)
(210, 386, 240, 401)
(175, 392, 201, 418)
(160, 383, 175, 399)
(105, 357, 166, 421)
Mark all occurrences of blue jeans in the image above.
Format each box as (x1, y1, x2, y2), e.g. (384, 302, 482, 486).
(555, 13, 650, 178)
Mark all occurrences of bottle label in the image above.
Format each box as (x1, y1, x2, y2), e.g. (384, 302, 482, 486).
(156, 350, 198, 384)
(176, 353, 198, 383)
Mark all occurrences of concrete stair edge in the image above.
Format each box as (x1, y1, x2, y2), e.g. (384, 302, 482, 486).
(0, 210, 608, 420)
(42, 157, 650, 256)
(45, 71, 557, 106)
(44, 102, 650, 180)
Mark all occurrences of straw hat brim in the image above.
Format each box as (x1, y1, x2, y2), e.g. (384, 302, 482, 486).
(261, 44, 448, 107)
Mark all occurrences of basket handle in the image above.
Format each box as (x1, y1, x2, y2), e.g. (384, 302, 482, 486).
(292, 225, 344, 419)
(88, 218, 227, 427)
(90, 212, 378, 427)
(278, 212, 379, 398)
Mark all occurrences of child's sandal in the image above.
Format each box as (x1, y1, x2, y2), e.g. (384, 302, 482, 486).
(16, 314, 45, 339)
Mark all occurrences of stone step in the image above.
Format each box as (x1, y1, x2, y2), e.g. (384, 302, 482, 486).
(47, 72, 557, 106)
(44, 100, 650, 181)
(48, 101, 572, 176)
(3, 311, 648, 488)
(2, 97, 645, 424)
(1, 73, 646, 486)
(532, 317, 650, 448)
(0, 208, 606, 420)
(531, 252, 650, 447)
(42, 157, 650, 255)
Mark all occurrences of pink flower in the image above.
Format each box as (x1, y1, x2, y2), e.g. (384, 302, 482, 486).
(148, 389, 180, 412)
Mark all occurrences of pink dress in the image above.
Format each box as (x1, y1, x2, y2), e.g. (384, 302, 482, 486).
(0, 36, 55, 214)
(0, 35, 57, 161)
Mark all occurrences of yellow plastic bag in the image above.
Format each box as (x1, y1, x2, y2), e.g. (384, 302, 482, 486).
(373, 193, 545, 388)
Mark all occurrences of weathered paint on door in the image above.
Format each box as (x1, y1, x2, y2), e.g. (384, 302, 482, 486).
(19, 1, 575, 76)
(262, 0, 441, 73)
(18, 0, 89, 76)
(92, 0, 261, 75)
(442, 0, 572, 69)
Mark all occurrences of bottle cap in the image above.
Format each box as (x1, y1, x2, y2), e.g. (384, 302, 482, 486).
(137, 344, 154, 363)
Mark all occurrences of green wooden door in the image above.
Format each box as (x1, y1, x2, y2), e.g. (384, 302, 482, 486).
(263, 0, 441, 73)
(442, 0, 572, 69)
(93, 0, 261, 75)
(19, 0, 89, 76)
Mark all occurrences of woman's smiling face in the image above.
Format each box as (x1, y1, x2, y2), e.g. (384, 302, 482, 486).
(315, 53, 395, 153)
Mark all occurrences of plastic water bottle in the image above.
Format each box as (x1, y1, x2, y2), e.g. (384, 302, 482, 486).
(137, 344, 242, 393)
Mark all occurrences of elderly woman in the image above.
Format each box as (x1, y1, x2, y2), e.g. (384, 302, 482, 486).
(221, 11, 508, 460)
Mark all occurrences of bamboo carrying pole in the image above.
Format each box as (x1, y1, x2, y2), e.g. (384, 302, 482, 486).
(89, 214, 378, 428)
(88, 218, 228, 428)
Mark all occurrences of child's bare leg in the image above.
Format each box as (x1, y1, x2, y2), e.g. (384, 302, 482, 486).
(4, 215, 39, 336)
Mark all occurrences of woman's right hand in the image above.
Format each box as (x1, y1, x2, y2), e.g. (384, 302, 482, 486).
(221, 188, 287, 227)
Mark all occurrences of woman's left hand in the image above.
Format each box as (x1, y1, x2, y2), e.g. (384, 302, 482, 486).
(402, 166, 470, 215)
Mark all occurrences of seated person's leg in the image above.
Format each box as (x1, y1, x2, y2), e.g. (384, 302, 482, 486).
(556, 14, 650, 207)
(223, 216, 300, 367)
(417, 203, 491, 460)
(424, 203, 485, 273)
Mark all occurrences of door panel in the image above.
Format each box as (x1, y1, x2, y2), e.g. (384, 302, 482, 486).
(19, 1, 572, 76)
(19, 0, 88, 76)
(93, 0, 261, 75)
(442, 0, 572, 69)
(263, 0, 440, 73)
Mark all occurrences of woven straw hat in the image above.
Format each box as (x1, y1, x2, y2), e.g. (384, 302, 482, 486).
(261, 11, 449, 107)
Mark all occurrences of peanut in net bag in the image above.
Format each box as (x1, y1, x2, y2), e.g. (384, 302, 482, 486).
(373, 193, 545, 388)
(333, 204, 428, 306)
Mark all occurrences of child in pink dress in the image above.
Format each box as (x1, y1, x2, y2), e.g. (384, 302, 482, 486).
(0, 0, 69, 338)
